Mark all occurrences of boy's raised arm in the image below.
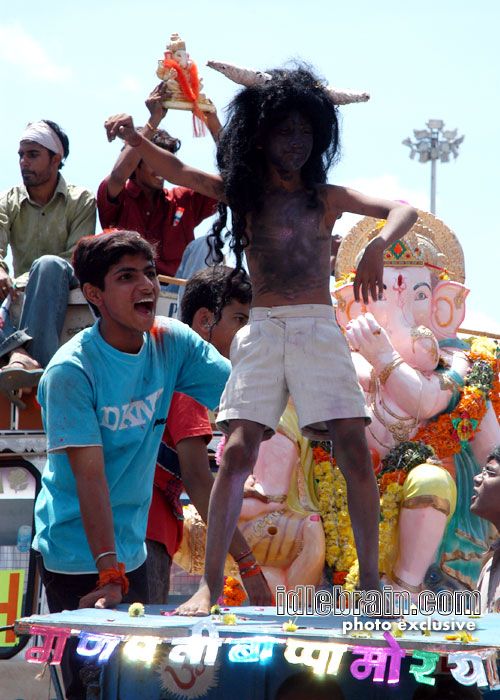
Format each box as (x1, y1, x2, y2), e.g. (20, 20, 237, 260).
(105, 113, 225, 201)
(326, 185, 418, 303)
(107, 84, 169, 200)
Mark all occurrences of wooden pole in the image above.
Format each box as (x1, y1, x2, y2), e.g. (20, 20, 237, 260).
(157, 274, 187, 287)
(458, 328, 500, 340)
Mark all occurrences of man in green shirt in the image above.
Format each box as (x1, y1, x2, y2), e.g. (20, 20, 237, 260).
(0, 119, 96, 404)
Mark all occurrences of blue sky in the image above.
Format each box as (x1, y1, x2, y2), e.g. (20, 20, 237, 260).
(1, 0, 498, 332)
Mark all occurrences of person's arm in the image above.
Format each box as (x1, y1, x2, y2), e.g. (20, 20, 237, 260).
(59, 190, 97, 262)
(105, 114, 225, 201)
(106, 84, 169, 200)
(39, 364, 124, 608)
(0, 197, 15, 300)
(326, 186, 418, 303)
(65, 446, 123, 609)
(330, 233, 342, 275)
(204, 106, 222, 143)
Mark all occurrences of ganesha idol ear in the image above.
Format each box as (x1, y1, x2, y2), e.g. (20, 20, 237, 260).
(430, 281, 470, 339)
(332, 284, 369, 328)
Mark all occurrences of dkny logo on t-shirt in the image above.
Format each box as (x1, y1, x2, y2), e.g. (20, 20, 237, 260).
(99, 388, 164, 431)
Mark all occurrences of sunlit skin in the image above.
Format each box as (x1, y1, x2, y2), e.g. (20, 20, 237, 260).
(207, 300, 250, 359)
(134, 160, 165, 200)
(83, 253, 159, 354)
(263, 111, 313, 177)
(248, 110, 331, 306)
(470, 459, 500, 531)
(104, 110, 418, 305)
(18, 140, 60, 202)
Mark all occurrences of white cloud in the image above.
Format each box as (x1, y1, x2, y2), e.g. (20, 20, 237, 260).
(332, 174, 428, 237)
(117, 76, 142, 93)
(0, 24, 70, 82)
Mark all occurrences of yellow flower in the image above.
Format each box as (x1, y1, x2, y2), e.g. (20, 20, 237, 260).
(391, 622, 403, 638)
(222, 613, 237, 625)
(128, 602, 145, 617)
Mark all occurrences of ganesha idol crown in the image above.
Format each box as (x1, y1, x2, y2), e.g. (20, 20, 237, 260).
(335, 209, 466, 284)
(381, 234, 424, 268)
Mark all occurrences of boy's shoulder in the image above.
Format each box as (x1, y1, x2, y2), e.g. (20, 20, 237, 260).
(40, 325, 99, 391)
(150, 315, 199, 345)
(45, 324, 97, 368)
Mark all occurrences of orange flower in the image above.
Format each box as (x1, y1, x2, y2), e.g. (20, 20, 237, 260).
(222, 576, 247, 606)
(378, 470, 407, 492)
(313, 445, 331, 462)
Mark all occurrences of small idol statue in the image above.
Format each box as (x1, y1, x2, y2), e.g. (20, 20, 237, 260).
(157, 33, 215, 135)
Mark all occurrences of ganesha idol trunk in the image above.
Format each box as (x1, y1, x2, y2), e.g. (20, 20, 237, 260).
(386, 322, 440, 374)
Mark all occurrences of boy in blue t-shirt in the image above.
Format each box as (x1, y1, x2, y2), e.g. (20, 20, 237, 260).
(33, 230, 230, 698)
(33, 229, 230, 609)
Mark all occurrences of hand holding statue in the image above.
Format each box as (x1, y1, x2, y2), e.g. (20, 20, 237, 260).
(145, 83, 169, 128)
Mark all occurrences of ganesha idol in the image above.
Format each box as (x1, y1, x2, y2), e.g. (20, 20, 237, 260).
(333, 210, 500, 594)
(174, 401, 327, 594)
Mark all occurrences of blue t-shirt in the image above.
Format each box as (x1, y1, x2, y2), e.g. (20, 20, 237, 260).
(33, 316, 230, 574)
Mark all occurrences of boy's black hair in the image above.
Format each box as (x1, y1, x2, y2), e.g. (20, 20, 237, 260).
(207, 65, 341, 276)
(180, 265, 252, 328)
(131, 127, 181, 177)
(42, 120, 70, 168)
(72, 230, 156, 316)
(487, 445, 500, 466)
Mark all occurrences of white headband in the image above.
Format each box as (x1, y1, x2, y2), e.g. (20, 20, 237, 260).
(20, 121, 65, 158)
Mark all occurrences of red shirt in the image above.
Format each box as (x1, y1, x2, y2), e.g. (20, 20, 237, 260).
(146, 392, 212, 557)
(97, 177, 217, 276)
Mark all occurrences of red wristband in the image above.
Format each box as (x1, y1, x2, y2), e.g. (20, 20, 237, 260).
(96, 562, 129, 595)
(238, 559, 257, 570)
(234, 548, 253, 563)
(240, 563, 262, 579)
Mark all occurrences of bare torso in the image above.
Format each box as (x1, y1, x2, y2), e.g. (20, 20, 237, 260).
(245, 185, 335, 307)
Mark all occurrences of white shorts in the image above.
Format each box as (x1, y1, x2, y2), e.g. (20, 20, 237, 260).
(216, 304, 369, 440)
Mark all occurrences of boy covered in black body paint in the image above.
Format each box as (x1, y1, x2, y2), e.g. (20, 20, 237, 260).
(105, 66, 418, 614)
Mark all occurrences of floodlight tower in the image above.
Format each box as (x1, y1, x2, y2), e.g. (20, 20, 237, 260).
(402, 120, 464, 214)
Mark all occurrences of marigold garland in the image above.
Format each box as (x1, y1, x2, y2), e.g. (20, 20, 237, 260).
(312, 444, 356, 583)
(314, 338, 500, 591)
(221, 576, 247, 606)
(413, 344, 499, 458)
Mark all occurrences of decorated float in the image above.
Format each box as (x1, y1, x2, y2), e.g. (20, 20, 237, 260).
(3, 205, 500, 698)
(1, 39, 500, 698)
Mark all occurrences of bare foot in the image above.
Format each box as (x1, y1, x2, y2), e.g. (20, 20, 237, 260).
(175, 581, 212, 616)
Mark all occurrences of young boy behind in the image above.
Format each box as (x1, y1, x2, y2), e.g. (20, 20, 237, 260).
(146, 265, 272, 605)
(105, 66, 418, 614)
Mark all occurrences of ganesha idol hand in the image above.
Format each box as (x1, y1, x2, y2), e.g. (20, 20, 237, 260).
(345, 312, 397, 371)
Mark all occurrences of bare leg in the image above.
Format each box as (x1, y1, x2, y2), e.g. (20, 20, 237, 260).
(176, 419, 265, 615)
(327, 417, 380, 592)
